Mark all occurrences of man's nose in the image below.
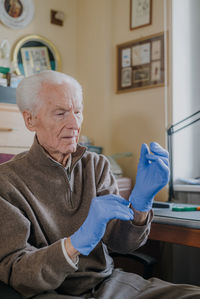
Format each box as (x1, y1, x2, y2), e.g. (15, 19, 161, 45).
(67, 111, 80, 129)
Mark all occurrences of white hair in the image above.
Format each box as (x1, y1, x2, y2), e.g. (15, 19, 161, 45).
(16, 70, 83, 114)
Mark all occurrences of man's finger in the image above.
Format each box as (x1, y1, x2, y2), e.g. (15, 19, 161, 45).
(150, 142, 169, 158)
(97, 194, 130, 206)
(146, 153, 169, 167)
(139, 143, 150, 166)
(155, 158, 170, 183)
(110, 208, 134, 221)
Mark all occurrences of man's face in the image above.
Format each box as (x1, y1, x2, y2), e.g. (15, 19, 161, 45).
(30, 81, 83, 156)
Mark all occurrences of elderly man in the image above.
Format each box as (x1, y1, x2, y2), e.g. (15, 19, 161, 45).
(0, 70, 199, 299)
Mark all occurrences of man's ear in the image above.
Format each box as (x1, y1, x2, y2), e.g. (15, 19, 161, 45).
(22, 110, 37, 132)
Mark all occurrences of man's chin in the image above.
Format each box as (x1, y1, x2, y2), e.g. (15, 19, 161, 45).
(61, 144, 77, 155)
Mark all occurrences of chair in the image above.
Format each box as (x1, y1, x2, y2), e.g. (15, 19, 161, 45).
(0, 281, 22, 299)
(0, 153, 14, 164)
(110, 251, 157, 279)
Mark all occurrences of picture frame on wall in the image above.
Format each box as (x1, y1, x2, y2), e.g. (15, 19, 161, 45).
(0, 0, 35, 29)
(121, 67, 132, 87)
(21, 47, 51, 76)
(116, 32, 165, 93)
(130, 0, 152, 30)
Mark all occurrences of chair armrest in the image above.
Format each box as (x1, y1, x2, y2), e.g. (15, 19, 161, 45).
(110, 250, 157, 279)
(0, 281, 22, 299)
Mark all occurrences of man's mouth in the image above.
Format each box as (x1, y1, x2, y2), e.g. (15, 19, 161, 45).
(62, 136, 77, 139)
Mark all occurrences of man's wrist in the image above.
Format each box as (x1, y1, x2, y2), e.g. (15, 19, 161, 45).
(64, 238, 80, 263)
(131, 207, 149, 225)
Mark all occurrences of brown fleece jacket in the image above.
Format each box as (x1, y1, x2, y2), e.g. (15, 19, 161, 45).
(0, 137, 152, 298)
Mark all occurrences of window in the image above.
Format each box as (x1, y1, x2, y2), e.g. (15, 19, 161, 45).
(172, 0, 200, 192)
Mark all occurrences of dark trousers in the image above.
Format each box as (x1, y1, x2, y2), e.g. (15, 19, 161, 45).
(33, 269, 200, 299)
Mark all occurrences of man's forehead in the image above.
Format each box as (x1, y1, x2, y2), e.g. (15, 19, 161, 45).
(39, 80, 82, 103)
(39, 81, 73, 95)
(53, 102, 83, 110)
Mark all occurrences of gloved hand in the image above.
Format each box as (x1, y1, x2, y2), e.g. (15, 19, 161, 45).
(129, 142, 170, 212)
(71, 194, 134, 255)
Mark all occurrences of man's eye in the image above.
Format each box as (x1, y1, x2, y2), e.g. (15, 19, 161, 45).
(56, 112, 65, 116)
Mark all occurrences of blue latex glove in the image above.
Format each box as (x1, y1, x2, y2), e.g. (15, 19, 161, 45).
(129, 142, 170, 212)
(71, 194, 134, 255)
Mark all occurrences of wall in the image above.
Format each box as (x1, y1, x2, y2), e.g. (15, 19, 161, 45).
(77, 0, 168, 201)
(0, 0, 78, 77)
(76, 0, 113, 154)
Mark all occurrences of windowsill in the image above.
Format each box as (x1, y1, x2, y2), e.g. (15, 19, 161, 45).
(174, 184, 200, 192)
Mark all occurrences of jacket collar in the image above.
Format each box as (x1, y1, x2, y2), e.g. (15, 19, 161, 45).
(28, 135, 87, 170)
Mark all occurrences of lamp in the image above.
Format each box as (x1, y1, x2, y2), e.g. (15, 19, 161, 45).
(167, 110, 200, 202)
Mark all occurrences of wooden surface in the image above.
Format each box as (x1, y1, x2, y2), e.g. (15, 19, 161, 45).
(149, 222, 200, 248)
(0, 104, 34, 154)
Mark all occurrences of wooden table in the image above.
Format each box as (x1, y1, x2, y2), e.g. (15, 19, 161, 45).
(149, 222, 200, 248)
(149, 202, 200, 248)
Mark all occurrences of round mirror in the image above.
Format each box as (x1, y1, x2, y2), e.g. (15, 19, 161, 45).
(12, 34, 61, 76)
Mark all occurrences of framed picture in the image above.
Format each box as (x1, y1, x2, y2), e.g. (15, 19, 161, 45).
(12, 35, 61, 76)
(116, 33, 165, 93)
(121, 67, 132, 87)
(133, 67, 150, 83)
(0, 0, 34, 29)
(132, 43, 151, 66)
(152, 40, 161, 60)
(130, 0, 152, 30)
(121, 48, 131, 67)
(21, 47, 51, 76)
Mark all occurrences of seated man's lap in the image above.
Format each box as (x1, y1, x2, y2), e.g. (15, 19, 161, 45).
(94, 269, 200, 299)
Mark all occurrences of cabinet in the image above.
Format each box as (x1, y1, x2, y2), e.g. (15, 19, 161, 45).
(0, 103, 34, 154)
